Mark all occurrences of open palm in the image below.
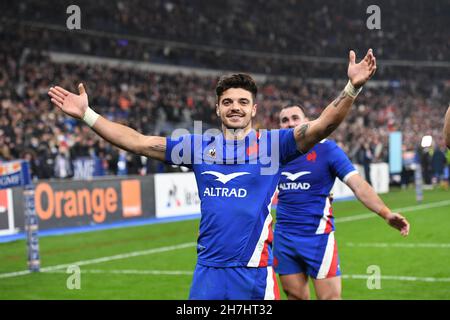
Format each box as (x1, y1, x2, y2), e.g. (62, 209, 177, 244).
(48, 84, 89, 119)
(348, 49, 377, 88)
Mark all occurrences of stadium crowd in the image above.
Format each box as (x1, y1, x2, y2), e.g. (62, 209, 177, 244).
(0, 0, 449, 182)
(0, 49, 448, 181)
(0, 0, 448, 80)
(3, 0, 448, 60)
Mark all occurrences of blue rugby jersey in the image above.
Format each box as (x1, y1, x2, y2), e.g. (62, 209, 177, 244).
(276, 140, 357, 235)
(165, 129, 300, 267)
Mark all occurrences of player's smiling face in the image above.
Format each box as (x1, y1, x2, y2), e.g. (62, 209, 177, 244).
(216, 88, 257, 130)
(279, 106, 308, 129)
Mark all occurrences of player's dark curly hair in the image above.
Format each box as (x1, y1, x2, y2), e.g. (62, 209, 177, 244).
(215, 73, 258, 102)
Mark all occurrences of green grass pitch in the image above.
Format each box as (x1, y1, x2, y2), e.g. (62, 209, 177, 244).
(0, 188, 449, 300)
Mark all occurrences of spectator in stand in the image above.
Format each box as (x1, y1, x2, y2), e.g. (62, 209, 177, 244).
(54, 144, 73, 179)
(357, 142, 374, 185)
(431, 142, 447, 186)
(421, 148, 433, 186)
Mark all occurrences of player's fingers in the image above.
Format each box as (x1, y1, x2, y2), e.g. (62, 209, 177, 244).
(369, 61, 377, 77)
(349, 50, 356, 65)
(78, 83, 86, 95)
(389, 214, 406, 230)
(48, 91, 64, 104)
(397, 215, 409, 236)
(401, 224, 409, 236)
(51, 98, 63, 108)
(365, 48, 373, 63)
(369, 53, 376, 68)
(404, 219, 410, 236)
(49, 87, 66, 100)
(364, 51, 374, 67)
(369, 65, 377, 77)
(367, 55, 374, 68)
(370, 56, 377, 69)
(363, 52, 370, 64)
(55, 86, 70, 96)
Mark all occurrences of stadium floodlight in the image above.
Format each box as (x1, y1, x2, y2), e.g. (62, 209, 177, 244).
(421, 135, 433, 148)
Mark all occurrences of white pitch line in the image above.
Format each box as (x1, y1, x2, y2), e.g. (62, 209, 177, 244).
(43, 269, 194, 276)
(0, 242, 196, 279)
(2, 200, 449, 280)
(42, 269, 450, 283)
(346, 242, 450, 249)
(0, 270, 33, 279)
(335, 200, 450, 223)
(342, 274, 450, 283)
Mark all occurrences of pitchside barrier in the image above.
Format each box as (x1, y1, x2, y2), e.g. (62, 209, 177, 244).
(0, 163, 388, 241)
(3, 175, 155, 234)
(0, 160, 40, 271)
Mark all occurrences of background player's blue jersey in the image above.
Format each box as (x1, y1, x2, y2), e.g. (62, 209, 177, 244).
(276, 140, 357, 235)
(166, 129, 300, 268)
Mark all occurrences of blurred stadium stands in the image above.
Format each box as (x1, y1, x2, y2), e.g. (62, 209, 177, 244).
(0, 0, 448, 181)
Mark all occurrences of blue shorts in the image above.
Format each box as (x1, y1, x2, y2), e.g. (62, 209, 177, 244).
(189, 264, 280, 300)
(273, 231, 341, 280)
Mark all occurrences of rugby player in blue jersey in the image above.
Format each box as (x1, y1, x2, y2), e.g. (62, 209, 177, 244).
(274, 104, 410, 300)
(48, 49, 377, 300)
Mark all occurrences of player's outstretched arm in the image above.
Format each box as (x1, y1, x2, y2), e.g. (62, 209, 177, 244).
(48, 84, 166, 161)
(346, 173, 410, 236)
(444, 105, 450, 149)
(294, 49, 377, 153)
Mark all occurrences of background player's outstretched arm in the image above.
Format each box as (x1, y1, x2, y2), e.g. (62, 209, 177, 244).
(294, 49, 377, 153)
(444, 105, 450, 149)
(48, 84, 166, 161)
(345, 173, 410, 236)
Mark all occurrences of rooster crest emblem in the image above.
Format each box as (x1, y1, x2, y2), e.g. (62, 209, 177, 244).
(208, 148, 216, 158)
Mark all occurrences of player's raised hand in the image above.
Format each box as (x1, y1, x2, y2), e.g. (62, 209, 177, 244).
(48, 83, 89, 119)
(347, 49, 377, 89)
(385, 212, 410, 236)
